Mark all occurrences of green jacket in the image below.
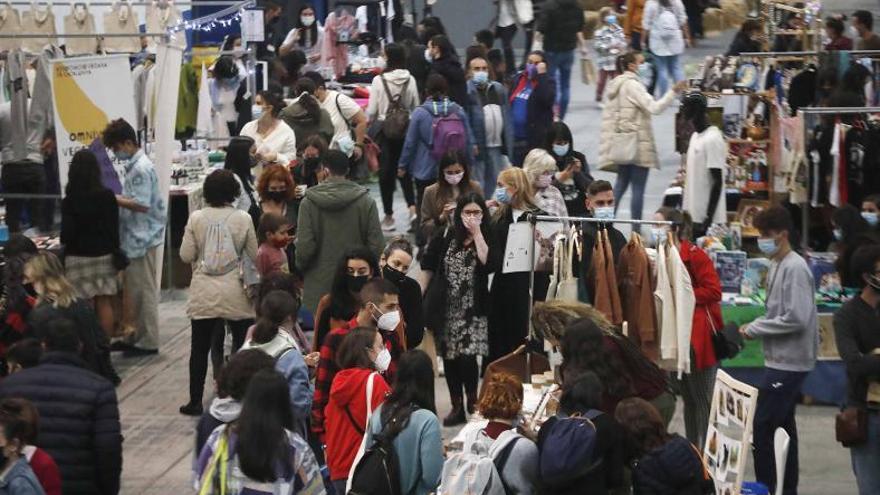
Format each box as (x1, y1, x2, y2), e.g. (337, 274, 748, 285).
(295, 177, 384, 313)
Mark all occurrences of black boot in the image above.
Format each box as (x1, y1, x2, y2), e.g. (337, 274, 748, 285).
(179, 402, 203, 416)
(465, 391, 477, 415)
(443, 397, 466, 426)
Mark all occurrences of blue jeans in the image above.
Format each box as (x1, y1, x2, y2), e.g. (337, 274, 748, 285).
(613, 164, 650, 222)
(475, 147, 509, 194)
(652, 54, 683, 96)
(753, 368, 808, 495)
(852, 410, 880, 495)
(545, 50, 575, 119)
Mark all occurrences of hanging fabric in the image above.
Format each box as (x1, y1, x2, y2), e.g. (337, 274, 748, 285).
(102, 0, 141, 53)
(602, 227, 622, 325)
(20, 2, 56, 54)
(64, 2, 98, 55)
(546, 234, 566, 301)
(0, 3, 22, 52)
(555, 226, 580, 302)
(195, 63, 215, 141)
(589, 228, 622, 325)
(618, 233, 658, 361)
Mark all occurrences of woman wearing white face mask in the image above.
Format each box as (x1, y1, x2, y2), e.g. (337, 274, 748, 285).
(279, 4, 324, 72)
(380, 237, 425, 349)
(421, 192, 491, 426)
(239, 90, 297, 179)
(419, 150, 483, 244)
(522, 148, 568, 218)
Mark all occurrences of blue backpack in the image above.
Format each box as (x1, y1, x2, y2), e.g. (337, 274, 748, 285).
(538, 411, 604, 487)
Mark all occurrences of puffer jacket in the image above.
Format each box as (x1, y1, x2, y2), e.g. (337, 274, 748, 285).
(294, 177, 384, 313)
(0, 352, 121, 495)
(598, 72, 676, 169)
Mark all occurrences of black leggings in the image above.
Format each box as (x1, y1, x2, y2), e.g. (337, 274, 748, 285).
(496, 21, 535, 75)
(189, 318, 252, 404)
(444, 355, 479, 401)
(379, 136, 415, 216)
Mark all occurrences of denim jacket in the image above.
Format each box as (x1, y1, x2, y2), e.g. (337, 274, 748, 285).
(0, 458, 45, 495)
(466, 80, 514, 160)
(119, 150, 167, 258)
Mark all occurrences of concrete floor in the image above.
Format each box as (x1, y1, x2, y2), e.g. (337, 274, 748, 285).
(117, 22, 860, 495)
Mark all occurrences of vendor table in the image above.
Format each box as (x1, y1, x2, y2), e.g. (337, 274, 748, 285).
(720, 303, 846, 406)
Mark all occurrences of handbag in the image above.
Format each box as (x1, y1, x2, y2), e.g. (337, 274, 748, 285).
(836, 407, 868, 447)
(555, 226, 580, 302)
(607, 80, 638, 166)
(707, 308, 742, 360)
(581, 56, 596, 85)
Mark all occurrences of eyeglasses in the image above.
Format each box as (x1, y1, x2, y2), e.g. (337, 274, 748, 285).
(462, 210, 483, 217)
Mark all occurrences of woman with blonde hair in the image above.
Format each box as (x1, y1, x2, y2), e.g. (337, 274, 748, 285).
(522, 149, 567, 218)
(487, 167, 547, 364)
(23, 252, 118, 384)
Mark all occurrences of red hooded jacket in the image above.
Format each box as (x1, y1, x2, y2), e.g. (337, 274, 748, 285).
(324, 368, 390, 481)
(679, 240, 721, 370)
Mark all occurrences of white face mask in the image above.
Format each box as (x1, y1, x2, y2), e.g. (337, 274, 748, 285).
(374, 348, 392, 372)
(424, 48, 433, 63)
(376, 309, 401, 332)
(336, 134, 355, 156)
(301, 15, 315, 26)
(252, 105, 264, 120)
(445, 171, 464, 185)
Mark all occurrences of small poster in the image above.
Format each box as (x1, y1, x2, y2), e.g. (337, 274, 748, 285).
(704, 370, 758, 493)
(241, 9, 265, 43)
(503, 223, 533, 274)
(714, 251, 747, 293)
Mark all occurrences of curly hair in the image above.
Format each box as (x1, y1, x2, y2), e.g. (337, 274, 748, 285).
(560, 318, 634, 400)
(477, 373, 523, 420)
(256, 163, 296, 202)
(531, 300, 615, 345)
(614, 398, 670, 457)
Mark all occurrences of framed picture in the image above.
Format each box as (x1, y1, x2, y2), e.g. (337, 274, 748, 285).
(736, 200, 769, 237)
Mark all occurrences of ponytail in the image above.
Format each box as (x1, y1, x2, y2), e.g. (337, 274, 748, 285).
(252, 291, 298, 344)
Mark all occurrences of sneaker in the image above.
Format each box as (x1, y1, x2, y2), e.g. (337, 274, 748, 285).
(179, 402, 204, 416)
(597, 101, 605, 109)
(381, 216, 395, 231)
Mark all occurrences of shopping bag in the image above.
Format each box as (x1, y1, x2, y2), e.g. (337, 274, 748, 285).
(581, 57, 596, 85)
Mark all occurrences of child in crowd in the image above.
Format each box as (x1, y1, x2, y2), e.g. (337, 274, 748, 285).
(594, 6, 628, 104)
(256, 212, 292, 278)
(0, 398, 61, 495)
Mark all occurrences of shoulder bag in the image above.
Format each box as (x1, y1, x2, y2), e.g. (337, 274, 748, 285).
(836, 406, 867, 447)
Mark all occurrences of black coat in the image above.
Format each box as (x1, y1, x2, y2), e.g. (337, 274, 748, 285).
(512, 72, 557, 148)
(631, 435, 711, 495)
(396, 273, 426, 349)
(551, 149, 594, 217)
(487, 207, 550, 363)
(430, 55, 469, 107)
(0, 352, 122, 495)
(28, 300, 119, 385)
(421, 228, 491, 348)
(537, 0, 585, 52)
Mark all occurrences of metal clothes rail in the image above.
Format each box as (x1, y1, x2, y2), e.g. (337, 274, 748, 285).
(5, 1, 243, 6)
(796, 107, 880, 247)
(517, 214, 674, 383)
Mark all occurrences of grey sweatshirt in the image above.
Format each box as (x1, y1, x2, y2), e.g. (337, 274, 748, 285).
(746, 250, 818, 372)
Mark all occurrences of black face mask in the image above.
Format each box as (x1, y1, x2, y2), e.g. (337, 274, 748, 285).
(23, 283, 36, 298)
(265, 190, 288, 202)
(382, 265, 406, 284)
(304, 157, 321, 173)
(346, 274, 370, 294)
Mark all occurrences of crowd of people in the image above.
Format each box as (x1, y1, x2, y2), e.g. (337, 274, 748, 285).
(0, 1, 877, 495)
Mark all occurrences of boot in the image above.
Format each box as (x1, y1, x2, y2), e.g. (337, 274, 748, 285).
(443, 397, 466, 427)
(465, 391, 478, 415)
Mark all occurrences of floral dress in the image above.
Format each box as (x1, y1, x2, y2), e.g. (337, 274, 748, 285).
(442, 239, 489, 360)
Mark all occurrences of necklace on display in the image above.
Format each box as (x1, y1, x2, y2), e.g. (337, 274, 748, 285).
(32, 2, 50, 25)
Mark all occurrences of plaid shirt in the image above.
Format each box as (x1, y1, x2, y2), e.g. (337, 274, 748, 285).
(310, 318, 404, 441)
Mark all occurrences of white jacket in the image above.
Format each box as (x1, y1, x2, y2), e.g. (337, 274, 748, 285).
(598, 72, 676, 169)
(654, 239, 695, 375)
(366, 69, 420, 122)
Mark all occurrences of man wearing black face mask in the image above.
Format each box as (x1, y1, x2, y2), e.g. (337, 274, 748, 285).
(295, 150, 384, 314)
(834, 245, 880, 493)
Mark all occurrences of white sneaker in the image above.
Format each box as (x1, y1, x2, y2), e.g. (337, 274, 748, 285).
(597, 101, 605, 109)
(381, 216, 395, 231)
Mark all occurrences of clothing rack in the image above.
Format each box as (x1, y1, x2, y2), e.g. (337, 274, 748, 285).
(0, 32, 170, 38)
(5, 1, 244, 6)
(796, 107, 880, 248)
(520, 214, 673, 383)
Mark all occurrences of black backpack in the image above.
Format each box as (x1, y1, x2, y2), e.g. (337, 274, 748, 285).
(380, 75, 411, 140)
(347, 412, 405, 495)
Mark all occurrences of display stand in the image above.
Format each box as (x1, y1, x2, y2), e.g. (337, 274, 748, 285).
(704, 369, 759, 494)
(521, 214, 674, 383)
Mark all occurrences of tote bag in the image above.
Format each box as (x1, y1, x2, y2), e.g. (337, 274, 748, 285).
(555, 226, 580, 301)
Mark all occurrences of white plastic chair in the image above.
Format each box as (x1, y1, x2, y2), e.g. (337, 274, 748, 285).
(774, 427, 791, 495)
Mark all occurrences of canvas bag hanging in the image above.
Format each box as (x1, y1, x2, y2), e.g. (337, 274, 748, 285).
(555, 226, 581, 301)
(546, 234, 567, 300)
(346, 372, 379, 493)
(607, 80, 639, 166)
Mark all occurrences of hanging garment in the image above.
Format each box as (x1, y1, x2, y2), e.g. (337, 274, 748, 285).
(175, 63, 198, 137)
(102, 1, 141, 53)
(654, 239, 676, 368)
(0, 3, 22, 52)
(602, 228, 622, 325)
(195, 64, 215, 141)
(2, 50, 28, 163)
(618, 234, 658, 362)
(63, 4, 98, 55)
(666, 238, 695, 375)
(146, 1, 185, 50)
(844, 126, 868, 207)
(829, 122, 850, 207)
(26, 45, 61, 163)
(807, 122, 834, 207)
(321, 10, 357, 79)
(19, 4, 56, 54)
(549, 227, 580, 302)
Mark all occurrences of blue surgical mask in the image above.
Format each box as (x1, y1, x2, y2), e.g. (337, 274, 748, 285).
(757, 237, 778, 256)
(114, 150, 132, 162)
(651, 227, 667, 246)
(552, 143, 570, 156)
(594, 206, 614, 220)
(833, 228, 843, 241)
(526, 63, 537, 78)
(605, 14, 618, 25)
(472, 70, 489, 85)
(336, 134, 355, 156)
(494, 187, 511, 204)
(862, 211, 879, 227)
(252, 105, 264, 120)
(637, 63, 652, 84)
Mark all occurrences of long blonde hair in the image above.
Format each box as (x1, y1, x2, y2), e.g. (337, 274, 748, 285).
(24, 252, 78, 308)
(494, 167, 538, 221)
